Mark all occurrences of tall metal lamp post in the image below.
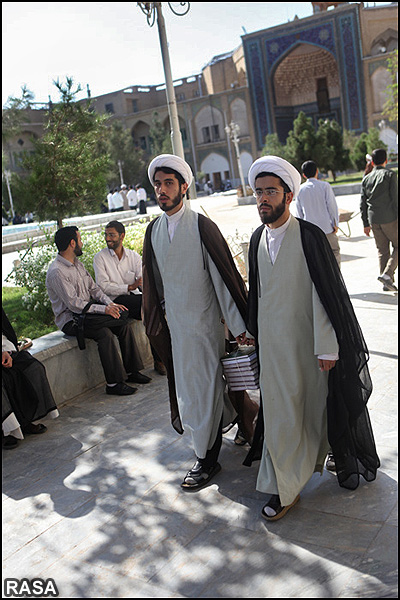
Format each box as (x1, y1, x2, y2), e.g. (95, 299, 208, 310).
(225, 121, 247, 197)
(137, 2, 196, 201)
(3, 170, 15, 218)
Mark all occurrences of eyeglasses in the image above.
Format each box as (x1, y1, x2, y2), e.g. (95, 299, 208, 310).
(104, 233, 119, 239)
(253, 188, 286, 199)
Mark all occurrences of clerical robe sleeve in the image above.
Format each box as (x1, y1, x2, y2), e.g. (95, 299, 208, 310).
(312, 284, 339, 358)
(207, 253, 247, 338)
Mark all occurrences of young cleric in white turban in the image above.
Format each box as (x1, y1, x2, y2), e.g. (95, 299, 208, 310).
(142, 154, 258, 490)
(244, 155, 379, 521)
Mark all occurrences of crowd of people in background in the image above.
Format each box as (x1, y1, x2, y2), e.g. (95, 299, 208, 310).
(106, 183, 148, 214)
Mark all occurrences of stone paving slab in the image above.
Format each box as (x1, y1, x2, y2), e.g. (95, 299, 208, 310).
(2, 194, 398, 598)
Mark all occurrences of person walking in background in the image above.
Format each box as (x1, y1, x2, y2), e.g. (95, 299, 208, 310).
(136, 184, 147, 214)
(120, 184, 129, 210)
(361, 148, 398, 292)
(111, 188, 123, 212)
(107, 190, 114, 212)
(127, 185, 138, 210)
(292, 160, 341, 267)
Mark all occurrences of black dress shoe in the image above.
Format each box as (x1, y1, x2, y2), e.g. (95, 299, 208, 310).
(3, 435, 18, 449)
(106, 382, 137, 395)
(126, 371, 152, 384)
(21, 423, 47, 435)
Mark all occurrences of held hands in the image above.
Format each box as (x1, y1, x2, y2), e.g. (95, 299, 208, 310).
(235, 332, 255, 346)
(2, 351, 13, 368)
(105, 303, 128, 319)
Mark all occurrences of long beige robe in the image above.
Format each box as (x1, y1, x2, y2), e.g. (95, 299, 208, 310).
(151, 207, 246, 459)
(257, 217, 338, 506)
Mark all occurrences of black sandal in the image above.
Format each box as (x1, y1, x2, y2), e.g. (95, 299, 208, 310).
(181, 461, 221, 491)
(261, 494, 300, 521)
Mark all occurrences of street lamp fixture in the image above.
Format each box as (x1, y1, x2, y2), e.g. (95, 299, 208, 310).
(225, 121, 247, 197)
(137, 2, 196, 201)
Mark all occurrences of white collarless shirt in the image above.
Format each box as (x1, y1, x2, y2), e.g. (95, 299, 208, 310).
(165, 204, 186, 241)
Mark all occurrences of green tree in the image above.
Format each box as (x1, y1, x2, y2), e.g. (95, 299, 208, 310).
(2, 85, 34, 150)
(148, 111, 172, 157)
(382, 49, 398, 124)
(316, 119, 350, 180)
(284, 112, 318, 171)
(261, 133, 287, 159)
(106, 121, 146, 190)
(350, 128, 388, 171)
(19, 77, 111, 228)
(2, 86, 34, 215)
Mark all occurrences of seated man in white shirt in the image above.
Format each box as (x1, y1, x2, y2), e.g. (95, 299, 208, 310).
(93, 221, 166, 375)
(292, 160, 341, 267)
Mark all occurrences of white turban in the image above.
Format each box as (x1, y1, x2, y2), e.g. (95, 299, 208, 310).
(248, 155, 301, 197)
(148, 154, 193, 187)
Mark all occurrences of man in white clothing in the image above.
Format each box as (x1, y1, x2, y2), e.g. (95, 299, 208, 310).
(93, 221, 166, 376)
(127, 185, 138, 210)
(111, 188, 123, 212)
(292, 160, 341, 266)
(107, 191, 114, 212)
(136, 184, 147, 214)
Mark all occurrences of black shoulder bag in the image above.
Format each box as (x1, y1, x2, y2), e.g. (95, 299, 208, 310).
(73, 300, 96, 350)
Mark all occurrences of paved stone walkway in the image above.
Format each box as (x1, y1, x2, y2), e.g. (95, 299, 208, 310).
(2, 194, 398, 598)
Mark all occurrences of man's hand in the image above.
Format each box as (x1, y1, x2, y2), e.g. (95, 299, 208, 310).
(128, 277, 143, 292)
(235, 332, 255, 346)
(318, 358, 337, 372)
(105, 303, 128, 319)
(364, 226, 371, 237)
(2, 351, 13, 368)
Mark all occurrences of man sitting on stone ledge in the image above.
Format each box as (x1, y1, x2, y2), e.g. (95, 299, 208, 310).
(2, 308, 59, 449)
(45, 226, 151, 396)
(93, 220, 166, 376)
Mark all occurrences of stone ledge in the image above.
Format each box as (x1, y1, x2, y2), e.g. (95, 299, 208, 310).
(29, 320, 153, 405)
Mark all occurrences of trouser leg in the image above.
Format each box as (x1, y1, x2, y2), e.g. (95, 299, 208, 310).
(326, 232, 341, 268)
(371, 220, 398, 281)
(378, 220, 397, 281)
(114, 318, 144, 375)
(114, 293, 162, 362)
(63, 316, 142, 384)
(199, 418, 223, 468)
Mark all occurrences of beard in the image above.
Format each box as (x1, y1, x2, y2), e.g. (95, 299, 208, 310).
(106, 240, 120, 252)
(258, 197, 287, 225)
(158, 189, 183, 213)
(73, 245, 83, 257)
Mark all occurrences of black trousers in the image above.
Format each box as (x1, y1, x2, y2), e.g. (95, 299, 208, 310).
(114, 294, 162, 363)
(199, 418, 223, 468)
(2, 350, 57, 426)
(63, 312, 143, 384)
